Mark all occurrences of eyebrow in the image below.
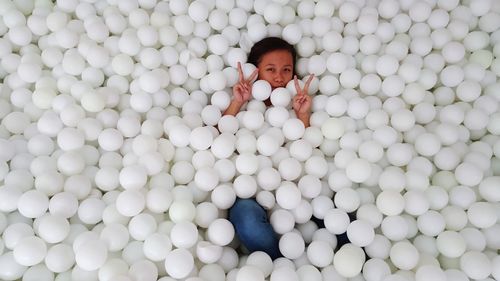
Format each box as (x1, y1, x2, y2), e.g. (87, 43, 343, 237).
(264, 64, 293, 67)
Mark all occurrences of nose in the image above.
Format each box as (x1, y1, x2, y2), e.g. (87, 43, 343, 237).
(274, 73, 284, 85)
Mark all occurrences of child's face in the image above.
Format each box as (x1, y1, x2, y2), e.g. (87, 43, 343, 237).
(257, 50, 294, 89)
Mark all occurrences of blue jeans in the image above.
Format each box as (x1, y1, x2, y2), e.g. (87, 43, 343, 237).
(228, 199, 281, 259)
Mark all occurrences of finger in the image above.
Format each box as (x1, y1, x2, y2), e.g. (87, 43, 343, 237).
(234, 84, 242, 94)
(306, 74, 315, 85)
(294, 75, 300, 94)
(304, 74, 315, 94)
(237, 62, 244, 83)
(247, 68, 259, 83)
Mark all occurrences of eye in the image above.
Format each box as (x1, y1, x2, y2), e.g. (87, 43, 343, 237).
(266, 68, 275, 72)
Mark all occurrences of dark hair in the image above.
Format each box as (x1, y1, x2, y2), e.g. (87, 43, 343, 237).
(247, 37, 297, 72)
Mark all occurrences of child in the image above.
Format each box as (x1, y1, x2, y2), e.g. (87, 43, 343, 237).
(223, 37, 314, 259)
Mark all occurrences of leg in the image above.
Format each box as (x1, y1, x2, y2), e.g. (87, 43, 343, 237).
(229, 198, 281, 259)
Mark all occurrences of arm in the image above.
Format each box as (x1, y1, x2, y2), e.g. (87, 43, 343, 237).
(296, 112, 310, 128)
(223, 100, 245, 116)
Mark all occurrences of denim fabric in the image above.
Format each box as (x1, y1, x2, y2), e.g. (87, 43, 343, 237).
(228, 198, 281, 259)
(229, 198, 355, 259)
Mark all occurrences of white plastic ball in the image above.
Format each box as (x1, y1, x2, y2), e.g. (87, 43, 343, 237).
(235, 153, 259, 175)
(210, 185, 236, 211)
(467, 202, 497, 229)
(98, 223, 129, 252)
(236, 265, 265, 281)
(460, 251, 492, 280)
(243, 110, 265, 131)
(211, 134, 236, 159)
(269, 209, 294, 235)
(190, 126, 214, 151)
(376, 55, 399, 77)
(143, 233, 172, 262)
(170, 221, 199, 249)
(390, 109, 415, 132)
(338, 2, 360, 23)
(414, 133, 441, 157)
(115, 190, 146, 217)
(45, 243, 75, 273)
(389, 241, 420, 270)
(188, 1, 209, 22)
(282, 119, 305, 141)
(279, 232, 305, 260)
(455, 162, 483, 187)
(17, 190, 49, 218)
(13, 236, 47, 266)
(193, 243, 221, 266)
(417, 210, 446, 237)
(207, 218, 234, 246)
(327, 52, 348, 74)
(233, 174, 257, 199)
(276, 182, 302, 210)
(47, 191, 78, 219)
(333, 244, 365, 278)
(164, 248, 194, 279)
(37, 215, 70, 244)
(266, 106, 290, 128)
(270, 88, 292, 107)
(324, 209, 350, 234)
(435, 230, 466, 258)
(345, 158, 372, 183)
(334, 188, 360, 213)
(479, 177, 500, 202)
(169, 200, 196, 223)
(297, 175, 321, 199)
(307, 240, 334, 268)
(278, 158, 302, 182)
(346, 220, 375, 247)
(440, 65, 464, 87)
(174, 15, 195, 36)
(321, 118, 344, 140)
(74, 239, 108, 271)
(257, 134, 280, 157)
(282, 24, 302, 45)
(376, 190, 405, 216)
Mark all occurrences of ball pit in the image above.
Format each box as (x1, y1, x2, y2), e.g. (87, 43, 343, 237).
(0, 0, 499, 280)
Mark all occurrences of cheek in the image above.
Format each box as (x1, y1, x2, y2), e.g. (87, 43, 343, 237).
(258, 70, 272, 82)
(257, 69, 265, 79)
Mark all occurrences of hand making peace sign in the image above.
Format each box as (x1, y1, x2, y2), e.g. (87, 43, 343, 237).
(292, 74, 314, 115)
(232, 62, 259, 104)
